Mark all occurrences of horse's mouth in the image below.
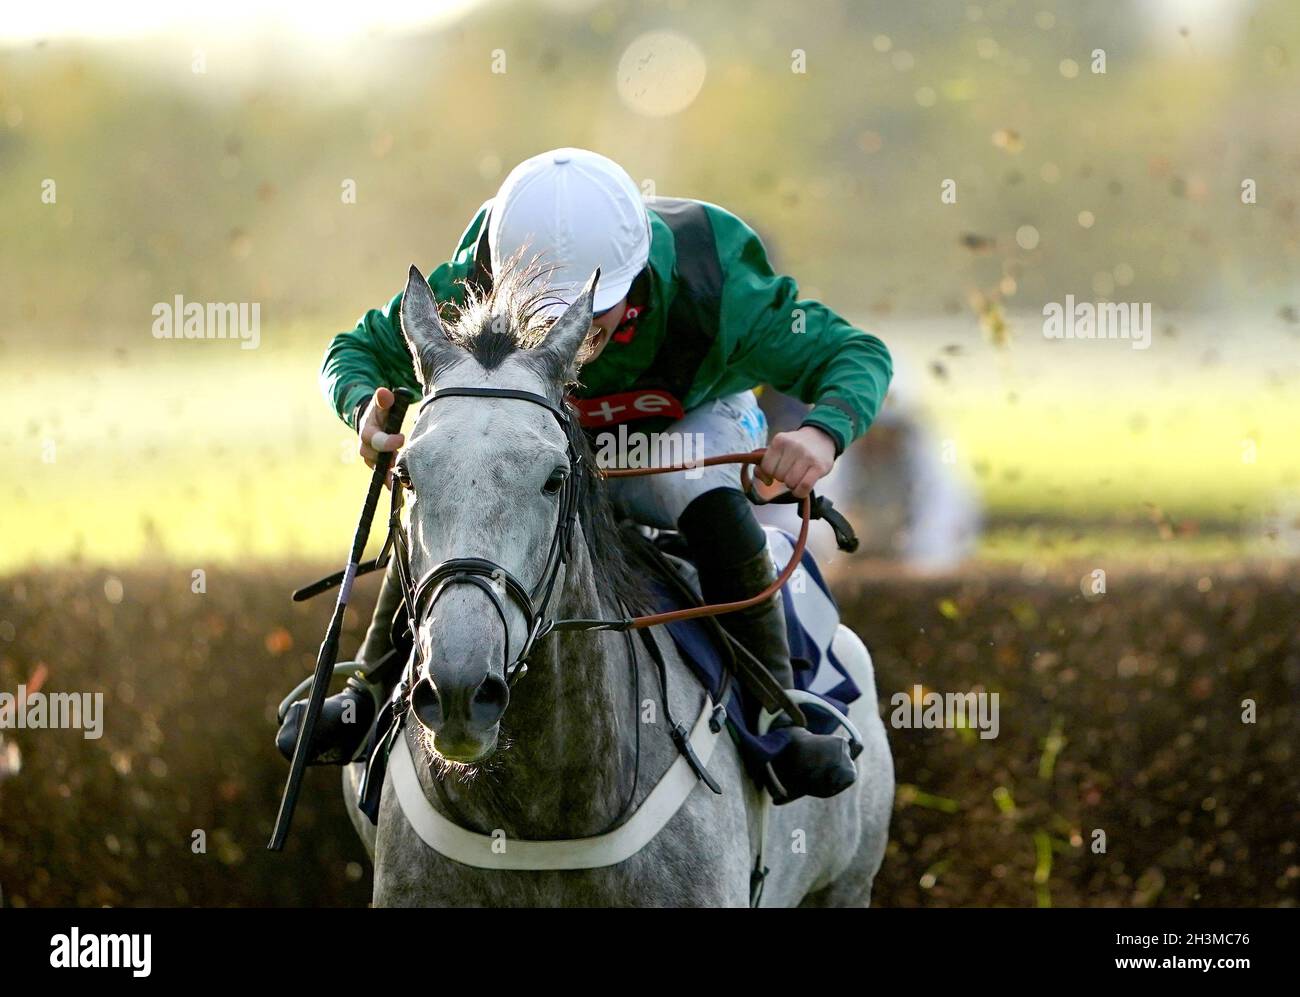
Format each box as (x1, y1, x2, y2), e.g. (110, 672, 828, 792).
(428, 730, 498, 767)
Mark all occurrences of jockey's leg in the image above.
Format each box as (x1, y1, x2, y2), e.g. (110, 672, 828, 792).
(604, 392, 856, 804)
(276, 558, 408, 765)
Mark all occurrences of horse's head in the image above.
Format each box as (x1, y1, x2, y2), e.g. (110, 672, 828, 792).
(393, 263, 597, 765)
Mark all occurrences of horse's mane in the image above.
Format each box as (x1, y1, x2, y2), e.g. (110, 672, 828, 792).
(433, 261, 652, 614)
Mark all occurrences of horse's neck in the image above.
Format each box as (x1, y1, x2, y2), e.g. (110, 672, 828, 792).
(435, 531, 640, 838)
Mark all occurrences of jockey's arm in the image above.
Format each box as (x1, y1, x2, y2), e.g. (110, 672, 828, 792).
(706, 207, 893, 497)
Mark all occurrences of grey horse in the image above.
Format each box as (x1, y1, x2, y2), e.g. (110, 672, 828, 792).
(342, 263, 893, 907)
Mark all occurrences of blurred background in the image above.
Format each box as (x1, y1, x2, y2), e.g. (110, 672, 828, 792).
(0, 0, 1297, 907)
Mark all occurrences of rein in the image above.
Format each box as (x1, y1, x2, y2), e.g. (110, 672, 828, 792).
(292, 385, 860, 697)
(275, 384, 861, 853)
(554, 452, 809, 633)
(353, 387, 857, 671)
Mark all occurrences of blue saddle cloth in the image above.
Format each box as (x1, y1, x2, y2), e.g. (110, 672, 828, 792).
(653, 528, 861, 781)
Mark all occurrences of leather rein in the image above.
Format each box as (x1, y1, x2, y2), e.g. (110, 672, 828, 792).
(296, 385, 860, 689)
(278, 385, 860, 856)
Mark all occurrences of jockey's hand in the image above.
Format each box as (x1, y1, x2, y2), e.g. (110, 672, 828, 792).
(358, 387, 406, 477)
(758, 425, 837, 500)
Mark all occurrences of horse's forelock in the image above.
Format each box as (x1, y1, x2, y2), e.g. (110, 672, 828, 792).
(433, 260, 569, 386)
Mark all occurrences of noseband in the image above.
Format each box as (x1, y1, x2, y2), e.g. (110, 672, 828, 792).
(391, 387, 586, 688)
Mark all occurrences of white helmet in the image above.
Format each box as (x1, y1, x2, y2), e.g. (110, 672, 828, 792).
(488, 148, 650, 317)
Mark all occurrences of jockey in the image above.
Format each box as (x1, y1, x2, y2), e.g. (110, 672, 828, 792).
(279, 148, 892, 804)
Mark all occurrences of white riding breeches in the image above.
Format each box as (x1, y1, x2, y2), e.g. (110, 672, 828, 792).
(601, 391, 769, 530)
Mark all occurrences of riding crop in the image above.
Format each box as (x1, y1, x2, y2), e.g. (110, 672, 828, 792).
(268, 387, 417, 851)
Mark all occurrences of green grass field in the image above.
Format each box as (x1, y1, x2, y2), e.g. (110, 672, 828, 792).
(2, 316, 1296, 572)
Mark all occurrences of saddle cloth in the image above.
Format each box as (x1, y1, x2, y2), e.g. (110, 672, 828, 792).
(651, 527, 861, 782)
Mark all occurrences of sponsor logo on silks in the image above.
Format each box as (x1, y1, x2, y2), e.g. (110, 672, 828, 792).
(736, 403, 766, 443)
(611, 305, 643, 343)
(569, 388, 685, 428)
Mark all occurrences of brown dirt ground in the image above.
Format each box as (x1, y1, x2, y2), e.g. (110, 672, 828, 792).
(0, 562, 1296, 907)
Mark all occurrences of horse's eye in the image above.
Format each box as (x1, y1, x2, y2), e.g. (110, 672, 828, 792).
(542, 466, 568, 495)
(395, 462, 413, 490)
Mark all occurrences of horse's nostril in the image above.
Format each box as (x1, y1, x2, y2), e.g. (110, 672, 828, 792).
(412, 673, 506, 733)
(410, 677, 443, 732)
(470, 675, 509, 726)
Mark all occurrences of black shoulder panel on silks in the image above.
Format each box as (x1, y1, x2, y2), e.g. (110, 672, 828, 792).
(634, 198, 724, 401)
(468, 208, 494, 295)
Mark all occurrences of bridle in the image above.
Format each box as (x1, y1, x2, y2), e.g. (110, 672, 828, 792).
(388, 386, 587, 691)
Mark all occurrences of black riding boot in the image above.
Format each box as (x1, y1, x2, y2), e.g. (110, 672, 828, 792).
(678, 488, 857, 805)
(276, 559, 407, 765)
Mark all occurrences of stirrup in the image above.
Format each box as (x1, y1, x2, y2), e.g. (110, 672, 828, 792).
(276, 661, 380, 725)
(759, 690, 865, 800)
(276, 675, 379, 766)
(758, 689, 865, 757)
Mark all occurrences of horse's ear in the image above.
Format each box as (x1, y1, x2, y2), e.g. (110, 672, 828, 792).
(399, 265, 456, 385)
(537, 268, 600, 380)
